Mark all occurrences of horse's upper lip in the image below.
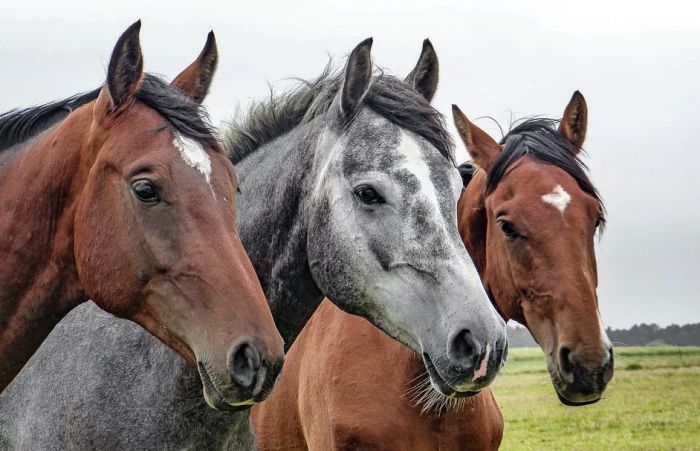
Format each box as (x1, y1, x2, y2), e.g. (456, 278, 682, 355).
(197, 361, 255, 412)
(421, 353, 480, 399)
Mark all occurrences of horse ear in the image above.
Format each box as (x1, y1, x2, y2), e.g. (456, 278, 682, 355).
(339, 38, 373, 118)
(171, 31, 218, 105)
(558, 91, 588, 153)
(405, 39, 439, 102)
(105, 20, 144, 112)
(452, 104, 501, 172)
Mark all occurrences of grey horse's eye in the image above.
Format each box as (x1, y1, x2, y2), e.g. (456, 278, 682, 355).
(354, 184, 384, 205)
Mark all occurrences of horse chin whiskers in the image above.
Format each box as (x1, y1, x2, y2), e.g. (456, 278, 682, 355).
(197, 359, 238, 408)
(403, 371, 476, 416)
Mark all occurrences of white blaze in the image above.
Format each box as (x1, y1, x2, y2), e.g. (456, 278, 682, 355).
(397, 131, 447, 232)
(542, 184, 571, 213)
(173, 133, 212, 188)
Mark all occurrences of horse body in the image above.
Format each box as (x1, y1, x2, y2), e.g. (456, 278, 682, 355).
(252, 93, 613, 450)
(0, 39, 506, 448)
(0, 302, 255, 450)
(252, 299, 504, 451)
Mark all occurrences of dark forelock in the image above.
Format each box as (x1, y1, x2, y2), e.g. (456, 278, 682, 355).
(487, 118, 605, 225)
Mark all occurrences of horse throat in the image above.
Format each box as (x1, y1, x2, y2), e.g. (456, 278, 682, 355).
(234, 125, 325, 350)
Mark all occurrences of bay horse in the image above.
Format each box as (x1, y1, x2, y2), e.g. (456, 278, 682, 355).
(0, 39, 506, 449)
(251, 92, 614, 449)
(0, 22, 284, 409)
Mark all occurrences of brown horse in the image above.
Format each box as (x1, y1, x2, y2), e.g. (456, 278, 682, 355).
(0, 22, 284, 409)
(252, 92, 613, 449)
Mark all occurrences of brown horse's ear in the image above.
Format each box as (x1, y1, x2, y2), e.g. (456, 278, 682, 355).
(559, 91, 588, 153)
(104, 20, 144, 113)
(405, 39, 439, 102)
(452, 104, 501, 172)
(339, 38, 373, 118)
(171, 31, 218, 105)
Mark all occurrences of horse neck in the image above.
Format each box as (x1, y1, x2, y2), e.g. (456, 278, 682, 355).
(235, 122, 324, 349)
(0, 110, 92, 389)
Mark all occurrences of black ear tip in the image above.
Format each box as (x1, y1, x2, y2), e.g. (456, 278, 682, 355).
(451, 104, 461, 114)
(205, 31, 217, 49)
(128, 19, 142, 34)
(359, 37, 373, 48)
(422, 38, 434, 50)
(119, 20, 142, 45)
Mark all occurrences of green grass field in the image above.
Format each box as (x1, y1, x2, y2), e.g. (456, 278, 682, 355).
(493, 347, 700, 450)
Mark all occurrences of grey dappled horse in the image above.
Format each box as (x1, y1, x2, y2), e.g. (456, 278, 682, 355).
(0, 39, 506, 450)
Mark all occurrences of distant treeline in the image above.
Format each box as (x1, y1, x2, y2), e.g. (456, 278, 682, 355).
(507, 323, 700, 348)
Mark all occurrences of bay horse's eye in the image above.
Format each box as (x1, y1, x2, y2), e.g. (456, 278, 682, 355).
(132, 180, 160, 203)
(354, 184, 384, 205)
(497, 219, 520, 240)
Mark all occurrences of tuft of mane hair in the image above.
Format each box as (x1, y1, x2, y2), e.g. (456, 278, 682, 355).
(0, 73, 219, 153)
(488, 118, 605, 229)
(0, 89, 101, 152)
(134, 74, 219, 150)
(457, 162, 477, 188)
(221, 62, 454, 165)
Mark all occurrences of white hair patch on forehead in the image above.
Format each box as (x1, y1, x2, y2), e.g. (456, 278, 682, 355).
(397, 131, 441, 217)
(173, 133, 212, 188)
(542, 184, 571, 213)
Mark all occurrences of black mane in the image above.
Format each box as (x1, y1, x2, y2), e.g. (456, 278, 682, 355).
(0, 89, 100, 152)
(0, 73, 218, 153)
(222, 63, 454, 164)
(487, 118, 605, 225)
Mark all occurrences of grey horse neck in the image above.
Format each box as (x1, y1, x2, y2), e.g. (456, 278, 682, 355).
(235, 118, 325, 348)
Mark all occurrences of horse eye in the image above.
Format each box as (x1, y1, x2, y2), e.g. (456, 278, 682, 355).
(497, 219, 520, 240)
(132, 180, 160, 203)
(354, 184, 384, 205)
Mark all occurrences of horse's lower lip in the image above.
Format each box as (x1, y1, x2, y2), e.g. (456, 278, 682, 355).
(421, 353, 480, 399)
(197, 362, 256, 412)
(555, 389, 601, 406)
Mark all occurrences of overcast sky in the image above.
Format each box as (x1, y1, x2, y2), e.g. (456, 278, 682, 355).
(1, 1, 698, 328)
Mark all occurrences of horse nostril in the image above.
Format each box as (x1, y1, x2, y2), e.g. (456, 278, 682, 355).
(607, 347, 614, 364)
(448, 329, 481, 368)
(228, 341, 262, 389)
(559, 346, 574, 376)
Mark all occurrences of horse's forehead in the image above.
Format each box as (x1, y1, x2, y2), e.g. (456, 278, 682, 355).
(341, 112, 456, 189)
(492, 158, 596, 216)
(172, 133, 213, 188)
(341, 113, 401, 173)
(108, 109, 217, 192)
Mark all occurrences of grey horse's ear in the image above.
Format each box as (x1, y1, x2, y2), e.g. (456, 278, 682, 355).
(405, 39, 439, 102)
(171, 31, 218, 105)
(340, 38, 373, 118)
